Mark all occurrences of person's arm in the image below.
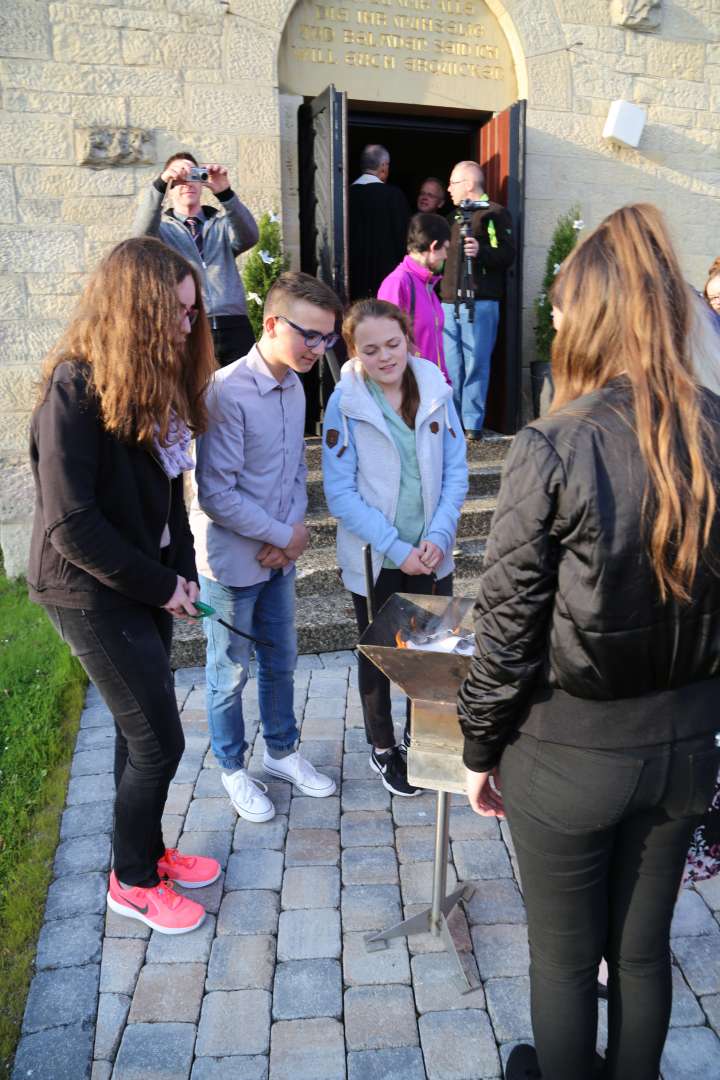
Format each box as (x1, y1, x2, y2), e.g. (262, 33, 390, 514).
(170, 474, 199, 584)
(195, 386, 294, 548)
(458, 427, 564, 772)
(286, 438, 309, 526)
(473, 207, 515, 272)
(424, 400, 469, 555)
(217, 190, 260, 255)
(321, 392, 412, 568)
(131, 180, 165, 238)
(38, 371, 178, 606)
(377, 269, 409, 313)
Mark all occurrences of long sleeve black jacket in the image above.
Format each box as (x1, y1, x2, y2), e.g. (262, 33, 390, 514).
(459, 379, 720, 772)
(28, 361, 198, 610)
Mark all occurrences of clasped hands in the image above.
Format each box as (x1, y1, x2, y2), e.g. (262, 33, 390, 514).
(400, 539, 443, 576)
(256, 522, 310, 570)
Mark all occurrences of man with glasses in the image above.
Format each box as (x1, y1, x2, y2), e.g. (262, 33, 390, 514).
(190, 272, 344, 822)
(416, 176, 447, 218)
(440, 161, 515, 439)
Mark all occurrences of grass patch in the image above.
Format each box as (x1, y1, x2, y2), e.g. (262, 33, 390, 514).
(0, 576, 86, 1076)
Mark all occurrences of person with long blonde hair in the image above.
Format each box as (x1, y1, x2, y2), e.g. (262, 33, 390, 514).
(458, 204, 720, 1080)
(28, 236, 220, 934)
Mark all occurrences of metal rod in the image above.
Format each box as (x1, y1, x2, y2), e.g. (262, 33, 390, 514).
(430, 790, 451, 934)
(363, 543, 376, 622)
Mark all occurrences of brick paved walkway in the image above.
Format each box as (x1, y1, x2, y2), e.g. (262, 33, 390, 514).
(13, 655, 720, 1080)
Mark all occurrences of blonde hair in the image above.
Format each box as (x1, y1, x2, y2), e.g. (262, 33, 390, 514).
(39, 237, 216, 444)
(342, 298, 420, 429)
(550, 203, 717, 604)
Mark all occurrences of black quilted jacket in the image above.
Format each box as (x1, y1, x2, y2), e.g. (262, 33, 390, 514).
(459, 378, 720, 772)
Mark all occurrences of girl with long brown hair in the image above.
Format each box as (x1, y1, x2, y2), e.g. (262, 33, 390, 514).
(29, 236, 220, 934)
(322, 298, 468, 797)
(458, 205, 720, 1080)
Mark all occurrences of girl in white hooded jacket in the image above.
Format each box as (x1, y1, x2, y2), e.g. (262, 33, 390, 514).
(323, 299, 468, 796)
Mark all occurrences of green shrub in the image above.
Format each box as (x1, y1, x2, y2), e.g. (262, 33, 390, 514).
(534, 205, 583, 365)
(242, 211, 290, 340)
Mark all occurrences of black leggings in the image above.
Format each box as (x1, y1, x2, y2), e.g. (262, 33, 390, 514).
(45, 604, 184, 887)
(500, 731, 720, 1080)
(351, 569, 452, 748)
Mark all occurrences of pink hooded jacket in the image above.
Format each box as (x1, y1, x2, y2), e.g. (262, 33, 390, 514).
(378, 255, 450, 384)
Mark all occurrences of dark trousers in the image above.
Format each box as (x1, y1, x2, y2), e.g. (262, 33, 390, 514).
(351, 570, 453, 748)
(45, 604, 184, 887)
(211, 315, 256, 368)
(500, 731, 720, 1080)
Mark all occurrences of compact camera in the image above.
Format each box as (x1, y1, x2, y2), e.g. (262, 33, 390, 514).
(459, 198, 487, 215)
(187, 166, 209, 182)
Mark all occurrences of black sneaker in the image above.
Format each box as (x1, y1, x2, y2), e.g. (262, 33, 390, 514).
(505, 1045, 541, 1080)
(398, 729, 411, 757)
(369, 746, 421, 797)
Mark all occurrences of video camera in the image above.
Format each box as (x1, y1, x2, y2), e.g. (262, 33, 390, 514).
(459, 198, 488, 216)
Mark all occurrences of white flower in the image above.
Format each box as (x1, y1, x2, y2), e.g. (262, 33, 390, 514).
(269, 212, 280, 223)
(572, 219, 584, 231)
(553, 262, 561, 275)
(538, 294, 546, 307)
(247, 291, 263, 305)
(259, 250, 275, 265)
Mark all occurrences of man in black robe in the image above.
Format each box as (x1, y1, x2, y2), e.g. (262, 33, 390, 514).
(348, 145, 411, 301)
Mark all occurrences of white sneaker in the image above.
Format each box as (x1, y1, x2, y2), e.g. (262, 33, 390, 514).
(221, 769, 275, 822)
(262, 750, 336, 798)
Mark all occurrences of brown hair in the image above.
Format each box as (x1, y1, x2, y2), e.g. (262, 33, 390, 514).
(550, 203, 716, 604)
(39, 236, 216, 445)
(342, 298, 420, 429)
(704, 256, 720, 302)
(164, 150, 198, 170)
(264, 271, 343, 321)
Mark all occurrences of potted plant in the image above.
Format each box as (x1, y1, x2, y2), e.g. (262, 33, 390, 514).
(242, 211, 289, 340)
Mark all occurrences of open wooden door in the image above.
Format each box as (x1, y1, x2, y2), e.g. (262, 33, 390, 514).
(478, 99, 526, 434)
(298, 85, 349, 431)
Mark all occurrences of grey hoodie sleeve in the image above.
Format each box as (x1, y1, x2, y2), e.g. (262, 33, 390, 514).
(131, 182, 164, 238)
(219, 193, 259, 256)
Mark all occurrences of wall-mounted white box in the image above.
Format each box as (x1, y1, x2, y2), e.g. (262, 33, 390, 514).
(602, 100, 647, 148)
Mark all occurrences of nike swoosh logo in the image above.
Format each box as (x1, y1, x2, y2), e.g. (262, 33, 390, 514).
(122, 897, 149, 914)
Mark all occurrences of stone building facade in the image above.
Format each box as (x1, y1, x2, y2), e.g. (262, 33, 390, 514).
(0, 0, 718, 576)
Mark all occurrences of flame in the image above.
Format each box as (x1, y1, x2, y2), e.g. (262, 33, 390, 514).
(395, 630, 408, 649)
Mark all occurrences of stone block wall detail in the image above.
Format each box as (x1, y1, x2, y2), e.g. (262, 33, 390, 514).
(76, 127, 154, 168)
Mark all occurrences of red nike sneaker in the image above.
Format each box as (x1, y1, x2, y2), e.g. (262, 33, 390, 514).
(157, 848, 221, 889)
(107, 871, 205, 934)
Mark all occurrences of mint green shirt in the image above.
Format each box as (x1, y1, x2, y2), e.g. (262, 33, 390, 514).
(367, 379, 425, 569)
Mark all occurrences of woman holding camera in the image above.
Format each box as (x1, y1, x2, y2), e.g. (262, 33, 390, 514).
(458, 204, 720, 1080)
(29, 237, 220, 934)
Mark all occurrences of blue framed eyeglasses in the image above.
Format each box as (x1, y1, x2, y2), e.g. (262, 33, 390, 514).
(275, 314, 339, 350)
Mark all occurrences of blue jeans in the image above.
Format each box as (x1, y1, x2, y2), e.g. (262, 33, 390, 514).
(442, 300, 500, 432)
(200, 570, 300, 770)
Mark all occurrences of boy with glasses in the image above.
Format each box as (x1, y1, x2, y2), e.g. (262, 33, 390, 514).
(190, 272, 343, 822)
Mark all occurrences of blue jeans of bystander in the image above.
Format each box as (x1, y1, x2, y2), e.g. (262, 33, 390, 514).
(442, 299, 500, 432)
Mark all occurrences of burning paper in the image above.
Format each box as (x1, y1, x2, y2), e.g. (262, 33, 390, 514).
(395, 628, 474, 656)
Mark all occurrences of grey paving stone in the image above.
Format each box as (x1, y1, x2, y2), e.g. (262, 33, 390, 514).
(36, 914, 104, 970)
(179, 829, 233, 868)
(22, 963, 99, 1033)
(80, 706, 112, 728)
(53, 833, 111, 876)
(226, 849, 284, 891)
(396, 826, 441, 863)
(60, 799, 113, 840)
(173, 753, 205, 785)
(344, 931, 411, 986)
(303, 695, 347, 719)
(296, 654, 325, 670)
(193, 768, 226, 797)
(672, 932, 720, 995)
(190, 1057, 268, 1080)
(661, 1025, 720, 1080)
(342, 884, 402, 932)
(344, 985, 419, 1050)
(464, 879, 526, 926)
(347, 1047, 426, 1080)
(277, 907, 341, 960)
(341, 811, 395, 848)
(66, 772, 113, 805)
(207, 934, 276, 991)
(196, 990, 272, 1056)
(399, 860, 458, 906)
(448, 805, 501, 841)
(273, 958, 343, 1019)
(472, 923, 530, 979)
(345, 729, 371, 753)
(269, 1017, 346, 1080)
(342, 845, 399, 886)
(419, 1009, 501, 1079)
(74, 726, 114, 752)
(452, 839, 513, 881)
(670, 965, 705, 1026)
(71, 746, 115, 777)
(175, 664, 206, 687)
(411, 952, 486, 1013)
(485, 976, 532, 1042)
(299, 739, 344, 767)
(391, 791, 436, 826)
(145, 915, 216, 964)
(342, 752, 375, 780)
(289, 795, 340, 830)
(93, 992, 131, 1061)
(92, 1061, 113, 1080)
(113, 1022, 196, 1080)
(12, 1021, 94, 1080)
(184, 797, 237, 832)
(217, 890, 279, 936)
(44, 871, 107, 920)
(161, 813, 184, 847)
(704, 994, 720, 1034)
(233, 815, 288, 852)
(183, 687, 207, 710)
(164, 782, 195, 815)
(99, 937, 146, 994)
(285, 827, 340, 867)
(402, 903, 473, 955)
(129, 962, 206, 1023)
(281, 865, 340, 909)
(104, 907, 151, 940)
(342, 780, 391, 812)
(319, 649, 355, 668)
(696, 876, 720, 912)
(671, 887, 718, 937)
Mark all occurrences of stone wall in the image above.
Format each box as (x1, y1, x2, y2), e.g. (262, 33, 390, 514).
(0, 0, 718, 576)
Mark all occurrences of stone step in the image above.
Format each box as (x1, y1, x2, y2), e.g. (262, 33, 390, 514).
(305, 464, 501, 513)
(304, 432, 512, 472)
(306, 495, 496, 547)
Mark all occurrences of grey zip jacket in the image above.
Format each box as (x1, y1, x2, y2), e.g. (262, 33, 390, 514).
(132, 183, 259, 319)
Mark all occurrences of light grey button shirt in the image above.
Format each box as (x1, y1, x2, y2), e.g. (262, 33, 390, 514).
(190, 346, 308, 587)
